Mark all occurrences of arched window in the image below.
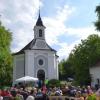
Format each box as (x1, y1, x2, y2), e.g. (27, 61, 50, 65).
(39, 29, 42, 37)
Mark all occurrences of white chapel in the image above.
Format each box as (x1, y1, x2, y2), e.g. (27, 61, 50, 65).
(13, 13, 59, 84)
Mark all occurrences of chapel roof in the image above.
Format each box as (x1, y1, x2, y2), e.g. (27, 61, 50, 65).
(13, 39, 56, 55)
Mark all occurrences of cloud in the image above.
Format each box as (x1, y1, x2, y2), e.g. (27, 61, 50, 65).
(1, 0, 100, 60)
(56, 5, 75, 22)
(57, 41, 77, 60)
(57, 26, 100, 60)
(44, 5, 75, 45)
(67, 26, 100, 39)
(0, 0, 42, 52)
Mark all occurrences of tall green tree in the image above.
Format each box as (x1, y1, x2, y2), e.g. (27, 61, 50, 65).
(59, 59, 74, 80)
(94, 4, 100, 31)
(0, 22, 12, 86)
(68, 34, 100, 85)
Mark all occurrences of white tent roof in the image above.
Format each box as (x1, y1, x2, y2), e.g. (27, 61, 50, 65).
(15, 76, 38, 82)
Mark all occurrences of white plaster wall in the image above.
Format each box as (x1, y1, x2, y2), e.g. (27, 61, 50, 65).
(26, 50, 35, 77)
(25, 50, 35, 77)
(48, 52, 57, 79)
(55, 56, 59, 79)
(53, 54, 57, 79)
(90, 66, 100, 86)
(13, 49, 58, 83)
(13, 57, 16, 84)
(25, 49, 58, 80)
(13, 54, 24, 84)
(34, 50, 48, 78)
(25, 51, 28, 75)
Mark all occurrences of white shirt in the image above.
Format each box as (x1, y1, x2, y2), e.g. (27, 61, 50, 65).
(26, 95, 34, 100)
(0, 96, 3, 100)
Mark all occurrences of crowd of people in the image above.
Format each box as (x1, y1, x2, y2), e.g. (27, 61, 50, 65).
(0, 82, 100, 100)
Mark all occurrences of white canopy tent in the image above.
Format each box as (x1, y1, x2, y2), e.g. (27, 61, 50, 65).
(15, 76, 38, 83)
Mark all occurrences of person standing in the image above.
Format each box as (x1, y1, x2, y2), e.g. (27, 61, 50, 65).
(0, 90, 3, 100)
(26, 90, 35, 100)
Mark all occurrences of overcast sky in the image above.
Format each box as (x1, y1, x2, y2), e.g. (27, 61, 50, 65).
(0, 0, 100, 60)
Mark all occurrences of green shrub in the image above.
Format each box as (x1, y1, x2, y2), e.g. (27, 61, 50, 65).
(48, 79, 60, 87)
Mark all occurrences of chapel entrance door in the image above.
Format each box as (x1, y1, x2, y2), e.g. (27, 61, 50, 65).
(37, 69, 45, 81)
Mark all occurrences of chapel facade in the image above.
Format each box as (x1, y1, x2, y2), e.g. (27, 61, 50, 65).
(13, 13, 59, 84)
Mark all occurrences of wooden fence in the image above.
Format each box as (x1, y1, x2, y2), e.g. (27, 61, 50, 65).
(48, 96, 75, 100)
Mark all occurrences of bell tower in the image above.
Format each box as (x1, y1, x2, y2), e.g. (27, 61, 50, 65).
(34, 12, 46, 40)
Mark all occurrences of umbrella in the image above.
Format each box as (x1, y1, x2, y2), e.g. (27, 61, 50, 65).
(15, 76, 38, 82)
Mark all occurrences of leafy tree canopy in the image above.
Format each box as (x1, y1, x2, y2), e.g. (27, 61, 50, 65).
(68, 34, 100, 85)
(0, 22, 12, 86)
(59, 59, 74, 80)
(94, 4, 100, 31)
